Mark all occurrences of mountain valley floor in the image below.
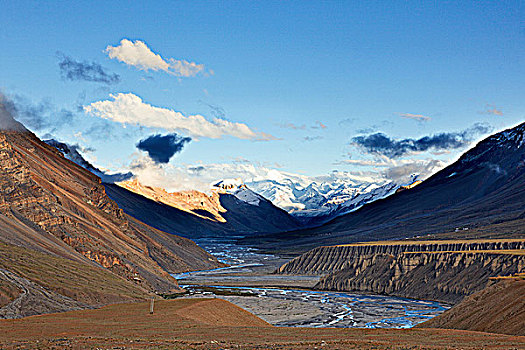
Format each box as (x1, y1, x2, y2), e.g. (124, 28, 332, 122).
(1, 298, 524, 350)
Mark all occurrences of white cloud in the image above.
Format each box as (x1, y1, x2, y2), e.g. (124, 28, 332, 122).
(84, 93, 276, 140)
(124, 154, 440, 196)
(127, 156, 291, 193)
(400, 113, 431, 122)
(105, 39, 205, 77)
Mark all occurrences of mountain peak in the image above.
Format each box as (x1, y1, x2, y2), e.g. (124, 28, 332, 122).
(44, 139, 132, 183)
(488, 122, 525, 148)
(438, 122, 525, 181)
(213, 178, 246, 191)
(212, 178, 263, 206)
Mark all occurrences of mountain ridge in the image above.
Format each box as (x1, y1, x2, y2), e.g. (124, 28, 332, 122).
(243, 122, 525, 253)
(0, 122, 223, 316)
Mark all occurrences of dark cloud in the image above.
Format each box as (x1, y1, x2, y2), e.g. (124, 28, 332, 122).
(352, 123, 492, 158)
(0, 93, 27, 131)
(58, 53, 120, 84)
(188, 165, 205, 174)
(136, 133, 191, 164)
(0, 93, 74, 132)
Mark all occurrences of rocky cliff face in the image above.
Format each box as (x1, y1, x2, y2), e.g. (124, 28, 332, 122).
(0, 129, 223, 295)
(277, 240, 525, 303)
(118, 178, 227, 222)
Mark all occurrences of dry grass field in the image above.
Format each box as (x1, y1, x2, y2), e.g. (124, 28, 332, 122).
(0, 242, 150, 307)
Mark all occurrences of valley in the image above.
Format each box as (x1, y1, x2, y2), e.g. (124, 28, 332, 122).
(0, 100, 523, 347)
(173, 238, 451, 329)
(2, 4, 525, 348)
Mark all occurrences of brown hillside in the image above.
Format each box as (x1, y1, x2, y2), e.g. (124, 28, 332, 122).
(0, 128, 222, 294)
(0, 298, 524, 349)
(418, 278, 525, 336)
(0, 241, 151, 318)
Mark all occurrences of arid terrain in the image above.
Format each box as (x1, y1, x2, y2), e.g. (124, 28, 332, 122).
(2, 3, 524, 348)
(418, 276, 525, 336)
(0, 122, 523, 349)
(1, 298, 524, 349)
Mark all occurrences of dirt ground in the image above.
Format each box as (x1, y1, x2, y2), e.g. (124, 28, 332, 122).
(0, 298, 524, 349)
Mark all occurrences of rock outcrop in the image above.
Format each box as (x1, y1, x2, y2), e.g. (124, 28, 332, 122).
(0, 128, 223, 297)
(277, 240, 525, 303)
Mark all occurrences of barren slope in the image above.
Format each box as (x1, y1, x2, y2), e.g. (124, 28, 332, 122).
(0, 298, 524, 349)
(418, 277, 525, 335)
(0, 118, 224, 320)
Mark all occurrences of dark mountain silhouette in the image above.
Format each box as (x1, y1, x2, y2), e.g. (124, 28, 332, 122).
(244, 122, 525, 253)
(104, 182, 302, 239)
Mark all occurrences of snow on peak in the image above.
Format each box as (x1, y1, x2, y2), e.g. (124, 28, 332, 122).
(491, 122, 525, 148)
(212, 178, 262, 206)
(246, 174, 400, 218)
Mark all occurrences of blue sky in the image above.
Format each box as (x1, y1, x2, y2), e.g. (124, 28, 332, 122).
(1, 1, 523, 190)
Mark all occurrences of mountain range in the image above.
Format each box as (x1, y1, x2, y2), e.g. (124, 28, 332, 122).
(44, 139, 410, 229)
(244, 122, 525, 253)
(104, 178, 302, 239)
(0, 114, 223, 316)
(247, 175, 401, 224)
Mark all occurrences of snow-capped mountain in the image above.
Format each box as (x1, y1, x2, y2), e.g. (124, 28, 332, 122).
(213, 178, 264, 206)
(246, 175, 401, 222)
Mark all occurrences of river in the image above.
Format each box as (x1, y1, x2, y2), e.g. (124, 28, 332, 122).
(172, 238, 449, 328)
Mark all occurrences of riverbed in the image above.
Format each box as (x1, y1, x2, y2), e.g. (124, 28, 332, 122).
(173, 238, 450, 328)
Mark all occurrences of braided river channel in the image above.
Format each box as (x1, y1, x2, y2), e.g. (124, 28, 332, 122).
(172, 238, 450, 328)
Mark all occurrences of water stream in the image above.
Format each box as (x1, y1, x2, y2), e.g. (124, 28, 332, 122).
(173, 238, 449, 328)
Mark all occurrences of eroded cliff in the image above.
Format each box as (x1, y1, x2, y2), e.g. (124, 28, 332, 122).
(277, 240, 525, 303)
